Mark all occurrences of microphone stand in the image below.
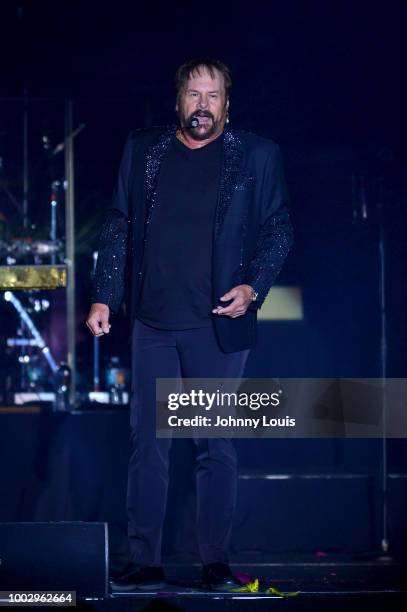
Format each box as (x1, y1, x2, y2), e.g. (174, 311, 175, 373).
(375, 177, 393, 562)
(49, 180, 61, 265)
(352, 175, 394, 564)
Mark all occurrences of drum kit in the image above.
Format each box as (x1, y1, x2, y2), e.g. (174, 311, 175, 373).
(0, 109, 129, 409)
(0, 186, 69, 407)
(0, 237, 63, 261)
(1, 228, 129, 408)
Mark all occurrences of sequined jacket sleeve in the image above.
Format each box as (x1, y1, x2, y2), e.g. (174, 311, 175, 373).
(245, 144, 293, 309)
(91, 133, 133, 313)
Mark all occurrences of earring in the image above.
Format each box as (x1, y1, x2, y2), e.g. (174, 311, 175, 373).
(226, 113, 230, 124)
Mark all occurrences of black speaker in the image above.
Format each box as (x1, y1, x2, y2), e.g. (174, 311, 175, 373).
(0, 522, 108, 597)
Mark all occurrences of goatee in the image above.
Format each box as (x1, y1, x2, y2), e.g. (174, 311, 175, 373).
(180, 111, 219, 141)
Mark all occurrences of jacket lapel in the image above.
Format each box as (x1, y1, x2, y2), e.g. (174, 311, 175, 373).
(144, 124, 177, 229)
(215, 127, 244, 239)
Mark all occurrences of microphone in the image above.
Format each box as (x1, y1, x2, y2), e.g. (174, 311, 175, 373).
(183, 116, 200, 130)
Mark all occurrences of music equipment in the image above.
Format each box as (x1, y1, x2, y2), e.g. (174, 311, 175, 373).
(0, 522, 109, 597)
(0, 265, 67, 290)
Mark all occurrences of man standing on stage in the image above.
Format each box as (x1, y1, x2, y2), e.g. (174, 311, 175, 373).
(86, 57, 293, 591)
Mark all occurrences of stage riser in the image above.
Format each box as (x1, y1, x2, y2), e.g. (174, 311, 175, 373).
(0, 413, 406, 562)
(163, 476, 373, 555)
(235, 477, 373, 553)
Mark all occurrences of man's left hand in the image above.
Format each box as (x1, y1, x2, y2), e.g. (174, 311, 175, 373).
(212, 284, 254, 318)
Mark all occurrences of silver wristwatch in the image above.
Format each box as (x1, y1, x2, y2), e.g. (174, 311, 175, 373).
(250, 287, 258, 302)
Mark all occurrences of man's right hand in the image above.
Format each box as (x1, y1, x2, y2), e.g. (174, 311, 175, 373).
(86, 303, 111, 336)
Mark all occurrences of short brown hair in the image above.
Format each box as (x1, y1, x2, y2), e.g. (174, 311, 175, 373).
(175, 57, 232, 105)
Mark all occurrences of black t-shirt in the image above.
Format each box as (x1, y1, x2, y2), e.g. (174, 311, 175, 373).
(136, 132, 223, 329)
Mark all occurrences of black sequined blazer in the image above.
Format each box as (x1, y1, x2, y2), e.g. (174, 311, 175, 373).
(91, 125, 293, 352)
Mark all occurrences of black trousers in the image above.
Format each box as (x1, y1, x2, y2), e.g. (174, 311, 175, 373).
(127, 318, 250, 566)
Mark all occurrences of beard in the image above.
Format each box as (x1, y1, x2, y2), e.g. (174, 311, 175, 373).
(178, 109, 223, 141)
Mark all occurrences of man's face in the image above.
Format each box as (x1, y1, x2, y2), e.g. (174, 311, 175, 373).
(176, 66, 229, 141)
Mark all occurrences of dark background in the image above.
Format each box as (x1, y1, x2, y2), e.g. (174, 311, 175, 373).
(0, 0, 406, 564)
(1, 0, 406, 384)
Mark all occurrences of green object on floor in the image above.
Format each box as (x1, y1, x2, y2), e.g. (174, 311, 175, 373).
(229, 578, 259, 592)
(229, 578, 300, 597)
(265, 585, 300, 597)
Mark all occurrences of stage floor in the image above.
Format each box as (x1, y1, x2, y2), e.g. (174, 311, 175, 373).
(78, 553, 407, 611)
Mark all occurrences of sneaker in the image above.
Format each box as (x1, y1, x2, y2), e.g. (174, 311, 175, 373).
(109, 563, 166, 592)
(202, 562, 242, 591)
